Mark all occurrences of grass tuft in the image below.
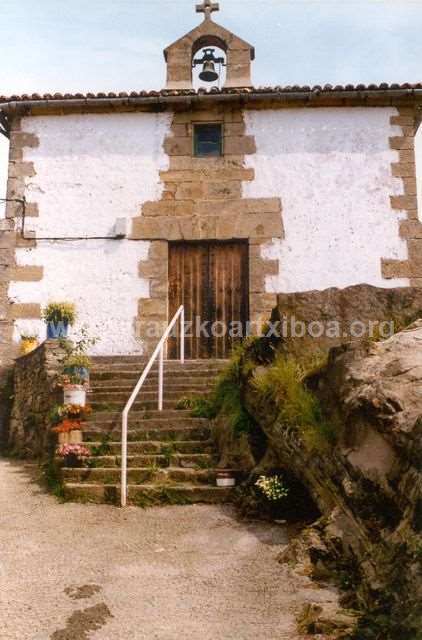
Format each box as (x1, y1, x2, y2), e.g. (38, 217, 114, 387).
(253, 356, 337, 449)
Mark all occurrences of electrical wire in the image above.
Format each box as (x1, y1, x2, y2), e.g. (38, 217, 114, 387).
(0, 197, 124, 241)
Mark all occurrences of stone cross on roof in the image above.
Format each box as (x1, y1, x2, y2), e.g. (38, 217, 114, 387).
(196, 0, 220, 20)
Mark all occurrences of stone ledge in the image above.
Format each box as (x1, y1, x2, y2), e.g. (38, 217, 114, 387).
(389, 136, 414, 150)
(194, 197, 282, 217)
(139, 298, 168, 317)
(9, 303, 41, 319)
(11, 265, 44, 281)
(10, 131, 39, 149)
(160, 167, 254, 182)
(381, 259, 410, 279)
(391, 162, 416, 178)
(132, 211, 283, 242)
(402, 177, 417, 195)
(203, 181, 242, 200)
(168, 155, 245, 171)
(223, 135, 256, 155)
(141, 200, 194, 217)
(138, 259, 167, 279)
(399, 220, 422, 239)
(390, 115, 415, 126)
(164, 137, 192, 156)
(390, 195, 418, 211)
(8, 161, 36, 179)
(398, 149, 416, 164)
(173, 110, 243, 124)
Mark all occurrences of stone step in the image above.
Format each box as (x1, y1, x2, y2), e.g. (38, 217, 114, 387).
(90, 400, 189, 411)
(89, 381, 214, 392)
(83, 426, 211, 443)
(70, 453, 215, 468)
(90, 365, 225, 375)
(91, 357, 227, 365)
(90, 357, 227, 365)
(85, 410, 206, 422)
(63, 482, 233, 505)
(62, 466, 216, 484)
(88, 390, 211, 403)
(85, 440, 215, 455)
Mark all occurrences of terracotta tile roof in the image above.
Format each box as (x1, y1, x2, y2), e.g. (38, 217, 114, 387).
(1, 82, 422, 103)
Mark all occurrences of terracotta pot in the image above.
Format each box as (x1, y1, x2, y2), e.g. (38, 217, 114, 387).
(63, 385, 86, 406)
(69, 429, 83, 444)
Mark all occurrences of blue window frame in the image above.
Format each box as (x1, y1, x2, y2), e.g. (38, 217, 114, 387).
(193, 123, 223, 157)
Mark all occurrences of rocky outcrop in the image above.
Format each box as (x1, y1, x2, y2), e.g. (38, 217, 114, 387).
(240, 320, 422, 638)
(274, 284, 422, 359)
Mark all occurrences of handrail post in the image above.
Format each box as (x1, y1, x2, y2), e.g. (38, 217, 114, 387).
(181, 306, 185, 364)
(120, 305, 184, 507)
(121, 410, 128, 507)
(158, 345, 164, 411)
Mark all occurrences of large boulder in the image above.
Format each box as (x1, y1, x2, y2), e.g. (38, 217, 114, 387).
(274, 284, 422, 359)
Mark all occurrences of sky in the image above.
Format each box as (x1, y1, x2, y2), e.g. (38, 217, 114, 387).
(1, 0, 422, 201)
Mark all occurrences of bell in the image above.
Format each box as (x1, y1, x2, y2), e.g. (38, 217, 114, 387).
(199, 60, 219, 83)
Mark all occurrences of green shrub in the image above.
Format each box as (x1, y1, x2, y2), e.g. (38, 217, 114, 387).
(177, 349, 256, 436)
(64, 353, 91, 370)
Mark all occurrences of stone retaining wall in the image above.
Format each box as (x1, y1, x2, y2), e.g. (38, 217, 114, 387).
(8, 340, 66, 457)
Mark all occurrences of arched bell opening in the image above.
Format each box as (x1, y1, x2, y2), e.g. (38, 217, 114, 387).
(192, 36, 227, 90)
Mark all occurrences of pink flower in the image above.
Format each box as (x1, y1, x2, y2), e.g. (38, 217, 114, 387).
(57, 444, 90, 459)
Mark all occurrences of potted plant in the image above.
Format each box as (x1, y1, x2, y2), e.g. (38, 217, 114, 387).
(63, 353, 91, 383)
(19, 333, 39, 355)
(59, 373, 88, 405)
(65, 404, 92, 421)
(57, 443, 90, 468)
(52, 418, 83, 445)
(50, 404, 91, 444)
(42, 302, 76, 339)
(61, 325, 97, 384)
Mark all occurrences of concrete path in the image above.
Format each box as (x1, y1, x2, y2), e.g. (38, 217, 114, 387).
(0, 458, 337, 640)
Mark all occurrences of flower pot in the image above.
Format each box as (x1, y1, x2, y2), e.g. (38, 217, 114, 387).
(69, 429, 83, 444)
(46, 320, 69, 339)
(20, 338, 38, 355)
(63, 385, 86, 406)
(58, 432, 70, 445)
(64, 365, 89, 382)
(216, 471, 236, 488)
(64, 454, 83, 468)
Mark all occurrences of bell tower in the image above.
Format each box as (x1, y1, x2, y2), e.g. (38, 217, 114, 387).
(163, 0, 255, 89)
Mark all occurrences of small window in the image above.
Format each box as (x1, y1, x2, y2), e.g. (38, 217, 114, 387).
(194, 123, 223, 157)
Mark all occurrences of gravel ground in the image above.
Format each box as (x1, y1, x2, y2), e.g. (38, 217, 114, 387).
(0, 458, 338, 640)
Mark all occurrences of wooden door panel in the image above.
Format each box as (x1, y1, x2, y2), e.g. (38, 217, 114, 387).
(168, 241, 249, 359)
(209, 242, 248, 358)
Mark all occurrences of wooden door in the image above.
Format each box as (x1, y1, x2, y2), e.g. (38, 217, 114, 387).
(168, 241, 249, 359)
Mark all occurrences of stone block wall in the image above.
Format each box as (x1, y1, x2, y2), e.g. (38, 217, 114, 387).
(382, 107, 422, 284)
(8, 340, 66, 457)
(131, 104, 283, 351)
(0, 115, 44, 443)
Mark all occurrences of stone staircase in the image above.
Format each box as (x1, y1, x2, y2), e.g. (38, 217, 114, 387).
(63, 357, 232, 506)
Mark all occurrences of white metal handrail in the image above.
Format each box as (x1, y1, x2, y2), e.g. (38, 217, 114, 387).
(121, 305, 185, 507)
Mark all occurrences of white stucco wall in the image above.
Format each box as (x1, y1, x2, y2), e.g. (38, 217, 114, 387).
(8, 107, 412, 355)
(244, 107, 410, 292)
(9, 112, 171, 354)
